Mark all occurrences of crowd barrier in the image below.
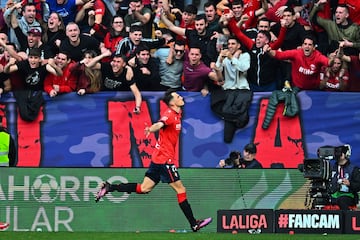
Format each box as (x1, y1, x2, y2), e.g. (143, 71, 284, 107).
(0, 91, 359, 168)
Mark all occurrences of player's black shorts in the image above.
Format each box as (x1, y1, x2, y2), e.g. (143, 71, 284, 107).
(145, 162, 181, 184)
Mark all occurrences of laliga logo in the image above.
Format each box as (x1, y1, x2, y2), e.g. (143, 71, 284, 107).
(31, 174, 60, 203)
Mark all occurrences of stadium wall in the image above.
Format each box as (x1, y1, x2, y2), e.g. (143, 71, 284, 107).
(0, 168, 308, 232)
(1, 91, 360, 168)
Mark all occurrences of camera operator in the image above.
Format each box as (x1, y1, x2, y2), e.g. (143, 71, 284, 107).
(329, 145, 360, 210)
(217, 143, 262, 169)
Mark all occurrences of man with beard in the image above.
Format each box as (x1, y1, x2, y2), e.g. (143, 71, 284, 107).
(265, 35, 329, 90)
(59, 22, 100, 62)
(85, 49, 142, 114)
(161, 13, 217, 67)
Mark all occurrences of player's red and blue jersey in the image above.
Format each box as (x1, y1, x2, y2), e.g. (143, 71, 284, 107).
(151, 108, 182, 164)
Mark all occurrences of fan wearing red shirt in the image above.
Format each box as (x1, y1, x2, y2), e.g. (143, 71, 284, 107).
(340, 43, 360, 91)
(44, 52, 77, 97)
(176, 4, 197, 41)
(95, 89, 212, 233)
(265, 35, 329, 90)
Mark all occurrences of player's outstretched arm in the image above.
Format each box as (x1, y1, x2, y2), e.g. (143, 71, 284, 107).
(145, 122, 164, 137)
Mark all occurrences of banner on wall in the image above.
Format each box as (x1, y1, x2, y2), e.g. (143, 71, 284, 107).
(1, 91, 360, 168)
(217, 209, 274, 233)
(274, 209, 343, 234)
(0, 168, 307, 232)
(344, 211, 360, 234)
(217, 209, 360, 234)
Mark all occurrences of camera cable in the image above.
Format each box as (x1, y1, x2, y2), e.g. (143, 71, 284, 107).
(234, 167, 248, 209)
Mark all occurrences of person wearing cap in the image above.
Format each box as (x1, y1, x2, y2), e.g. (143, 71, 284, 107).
(4, 2, 42, 52)
(16, 28, 47, 60)
(218, 143, 262, 168)
(0, 116, 16, 167)
(7, 8, 49, 61)
(4, 2, 42, 38)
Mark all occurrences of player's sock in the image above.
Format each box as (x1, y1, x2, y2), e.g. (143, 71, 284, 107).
(177, 192, 197, 226)
(110, 183, 137, 193)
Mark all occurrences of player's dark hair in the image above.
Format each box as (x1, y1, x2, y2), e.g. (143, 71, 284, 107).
(163, 89, 177, 105)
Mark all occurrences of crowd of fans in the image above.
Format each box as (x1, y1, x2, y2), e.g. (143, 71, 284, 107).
(0, 0, 359, 105)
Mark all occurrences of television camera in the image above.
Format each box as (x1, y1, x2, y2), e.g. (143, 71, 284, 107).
(302, 145, 346, 209)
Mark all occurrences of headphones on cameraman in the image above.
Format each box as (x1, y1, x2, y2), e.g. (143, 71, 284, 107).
(343, 144, 351, 159)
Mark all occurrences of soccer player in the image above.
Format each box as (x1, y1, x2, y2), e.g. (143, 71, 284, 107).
(95, 89, 212, 232)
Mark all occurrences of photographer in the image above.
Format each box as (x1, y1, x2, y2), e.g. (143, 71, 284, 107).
(217, 143, 262, 169)
(329, 145, 360, 210)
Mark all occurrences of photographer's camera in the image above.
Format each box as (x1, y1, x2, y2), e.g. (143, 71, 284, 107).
(225, 151, 240, 166)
